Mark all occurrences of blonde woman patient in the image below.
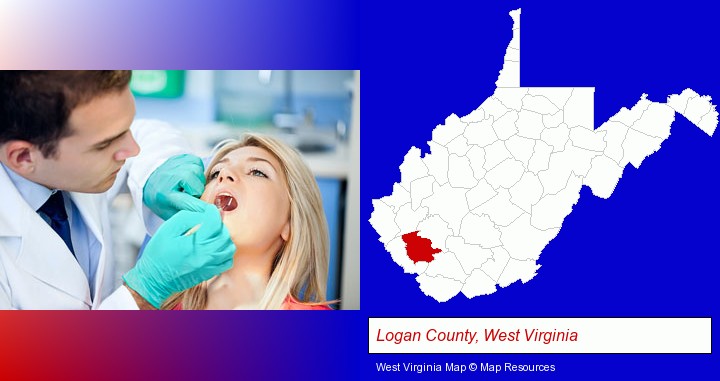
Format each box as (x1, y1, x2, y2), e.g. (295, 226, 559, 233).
(162, 133, 332, 310)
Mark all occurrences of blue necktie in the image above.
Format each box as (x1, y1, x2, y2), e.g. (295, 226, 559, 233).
(38, 191, 75, 257)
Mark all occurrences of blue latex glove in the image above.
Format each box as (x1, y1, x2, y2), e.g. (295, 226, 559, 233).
(143, 154, 207, 220)
(123, 203, 235, 308)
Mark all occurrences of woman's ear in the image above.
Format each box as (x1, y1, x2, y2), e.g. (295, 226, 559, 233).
(281, 220, 290, 241)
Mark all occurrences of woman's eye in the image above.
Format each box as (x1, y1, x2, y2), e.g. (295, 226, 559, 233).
(208, 170, 220, 180)
(250, 169, 267, 178)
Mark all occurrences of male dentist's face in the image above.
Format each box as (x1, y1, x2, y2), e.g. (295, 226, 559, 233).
(33, 86, 140, 193)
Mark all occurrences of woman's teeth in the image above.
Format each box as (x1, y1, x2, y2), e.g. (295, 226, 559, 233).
(214, 194, 238, 212)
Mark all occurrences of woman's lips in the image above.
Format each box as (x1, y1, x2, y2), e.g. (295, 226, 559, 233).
(214, 192, 238, 212)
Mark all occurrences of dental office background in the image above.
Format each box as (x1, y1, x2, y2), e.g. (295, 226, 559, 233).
(111, 70, 360, 309)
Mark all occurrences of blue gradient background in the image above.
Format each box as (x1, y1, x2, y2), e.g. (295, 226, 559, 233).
(0, 0, 358, 68)
(1, 0, 718, 380)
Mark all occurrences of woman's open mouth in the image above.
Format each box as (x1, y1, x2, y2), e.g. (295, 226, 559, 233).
(214, 192, 238, 212)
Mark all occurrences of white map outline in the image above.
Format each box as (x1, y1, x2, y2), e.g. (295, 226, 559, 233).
(369, 8, 718, 302)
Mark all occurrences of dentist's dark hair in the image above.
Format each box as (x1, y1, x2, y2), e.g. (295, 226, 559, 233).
(0, 71, 132, 158)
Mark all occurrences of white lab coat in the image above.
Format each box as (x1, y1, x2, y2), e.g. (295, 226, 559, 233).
(0, 119, 191, 309)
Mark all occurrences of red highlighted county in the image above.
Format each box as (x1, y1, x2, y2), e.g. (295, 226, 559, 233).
(401, 231, 441, 264)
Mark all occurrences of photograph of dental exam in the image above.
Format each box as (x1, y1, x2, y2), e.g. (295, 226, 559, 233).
(0, 70, 359, 310)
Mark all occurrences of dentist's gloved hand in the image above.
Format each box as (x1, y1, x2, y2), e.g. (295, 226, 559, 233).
(123, 203, 235, 309)
(143, 154, 207, 220)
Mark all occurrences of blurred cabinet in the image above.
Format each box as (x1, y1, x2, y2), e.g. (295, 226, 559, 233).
(316, 177, 344, 302)
(215, 70, 354, 132)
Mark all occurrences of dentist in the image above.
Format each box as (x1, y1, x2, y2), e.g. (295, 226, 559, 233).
(0, 71, 235, 309)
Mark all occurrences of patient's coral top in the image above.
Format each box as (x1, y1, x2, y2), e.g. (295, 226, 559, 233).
(171, 295, 332, 310)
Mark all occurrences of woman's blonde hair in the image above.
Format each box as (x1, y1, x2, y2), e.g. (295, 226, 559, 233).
(162, 133, 330, 309)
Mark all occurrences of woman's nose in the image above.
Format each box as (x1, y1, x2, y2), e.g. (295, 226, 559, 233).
(218, 170, 235, 183)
